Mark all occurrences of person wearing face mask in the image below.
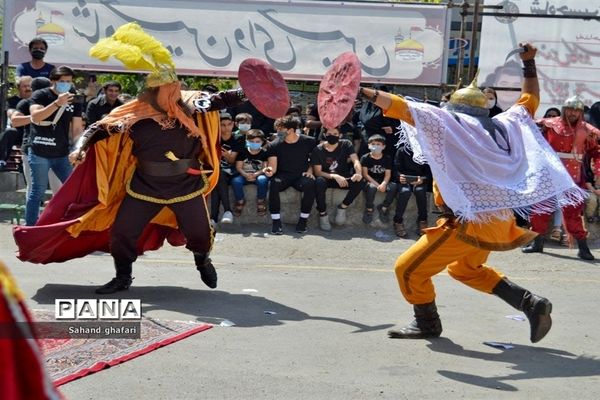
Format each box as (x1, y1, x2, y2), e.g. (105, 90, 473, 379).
(15, 37, 55, 79)
(264, 115, 317, 234)
(234, 112, 253, 135)
(311, 126, 364, 230)
(360, 134, 396, 224)
(483, 87, 503, 117)
(232, 129, 269, 217)
(25, 65, 83, 226)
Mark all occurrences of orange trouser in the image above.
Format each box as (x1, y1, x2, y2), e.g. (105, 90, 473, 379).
(394, 225, 505, 305)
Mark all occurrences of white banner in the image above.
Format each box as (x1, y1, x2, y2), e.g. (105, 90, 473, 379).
(4, 0, 450, 84)
(479, 0, 600, 115)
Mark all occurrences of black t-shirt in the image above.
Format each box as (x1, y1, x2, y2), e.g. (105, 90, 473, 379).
(360, 153, 392, 183)
(7, 95, 22, 109)
(235, 147, 268, 173)
(15, 98, 32, 150)
(310, 139, 356, 178)
(266, 134, 316, 177)
(220, 133, 244, 175)
(29, 88, 83, 157)
(85, 95, 123, 125)
(394, 145, 429, 179)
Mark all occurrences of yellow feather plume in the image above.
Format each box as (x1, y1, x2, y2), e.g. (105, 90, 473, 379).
(112, 22, 174, 69)
(90, 37, 155, 71)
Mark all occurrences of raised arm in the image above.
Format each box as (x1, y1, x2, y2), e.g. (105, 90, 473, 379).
(358, 88, 415, 126)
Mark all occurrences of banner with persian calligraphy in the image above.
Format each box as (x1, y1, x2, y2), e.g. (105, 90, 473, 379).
(479, 0, 600, 115)
(3, 0, 449, 84)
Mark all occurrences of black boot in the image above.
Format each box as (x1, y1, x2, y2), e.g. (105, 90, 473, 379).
(522, 235, 544, 253)
(492, 278, 552, 343)
(95, 274, 133, 294)
(194, 253, 217, 289)
(388, 301, 443, 339)
(576, 239, 595, 260)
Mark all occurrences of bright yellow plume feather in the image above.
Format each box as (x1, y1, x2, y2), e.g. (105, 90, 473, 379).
(111, 22, 174, 69)
(89, 22, 176, 86)
(90, 37, 155, 71)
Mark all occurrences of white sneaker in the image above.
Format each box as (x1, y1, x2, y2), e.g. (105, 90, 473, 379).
(335, 207, 347, 225)
(319, 214, 332, 231)
(220, 211, 233, 224)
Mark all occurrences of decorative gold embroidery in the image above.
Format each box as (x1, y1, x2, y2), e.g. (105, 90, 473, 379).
(125, 171, 209, 204)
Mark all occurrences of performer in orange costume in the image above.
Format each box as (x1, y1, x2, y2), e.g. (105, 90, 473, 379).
(522, 96, 599, 260)
(359, 44, 584, 342)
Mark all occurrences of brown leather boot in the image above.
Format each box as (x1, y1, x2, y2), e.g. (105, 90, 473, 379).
(388, 301, 443, 339)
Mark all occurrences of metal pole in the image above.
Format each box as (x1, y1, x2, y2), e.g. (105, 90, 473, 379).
(467, 0, 481, 82)
(0, 51, 9, 133)
(455, 1, 469, 85)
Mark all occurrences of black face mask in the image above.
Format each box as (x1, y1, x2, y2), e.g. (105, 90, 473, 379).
(325, 135, 340, 145)
(31, 49, 45, 60)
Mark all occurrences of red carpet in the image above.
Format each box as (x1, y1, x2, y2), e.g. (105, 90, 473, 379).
(32, 309, 212, 386)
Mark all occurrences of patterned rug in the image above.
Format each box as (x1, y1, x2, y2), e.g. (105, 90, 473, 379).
(32, 309, 212, 386)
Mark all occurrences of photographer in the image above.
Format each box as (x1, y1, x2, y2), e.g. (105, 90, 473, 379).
(26, 65, 83, 226)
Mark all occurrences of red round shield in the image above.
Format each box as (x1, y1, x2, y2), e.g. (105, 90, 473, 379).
(318, 52, 362, 129)
(238, 58, 289, 120)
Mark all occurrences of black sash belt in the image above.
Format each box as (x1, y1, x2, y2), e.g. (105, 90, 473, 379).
(137, 159, 196, 177)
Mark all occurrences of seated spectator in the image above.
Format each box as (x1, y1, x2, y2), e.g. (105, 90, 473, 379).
(231, 129, 269, 217)
(210, 112, 243, 225)
(264, 115, 316, 234)
(390, 142, 429, 237)
(85, 80, 123, 125)
(360, 134, 397, 224)
(286, 105, 306, 130)
(311, 125, 364, 230)
(1, 75, 32, 168)
(234, 112, 253, 135)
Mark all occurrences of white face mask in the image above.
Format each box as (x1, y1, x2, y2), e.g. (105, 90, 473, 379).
(238, 123, 251, 131)
(486, 99, 496, 109)
(296, 128, 302, 135)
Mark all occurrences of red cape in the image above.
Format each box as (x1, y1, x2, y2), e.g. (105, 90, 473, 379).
(13, 147, 186, 264)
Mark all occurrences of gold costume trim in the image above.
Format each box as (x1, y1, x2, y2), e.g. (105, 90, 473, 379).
(125, 171, 209, 204)
(454, 222, 538, 251)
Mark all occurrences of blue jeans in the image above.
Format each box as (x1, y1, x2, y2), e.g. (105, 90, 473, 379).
(25, 149, 72, 225)
(231, 174, 269, 201)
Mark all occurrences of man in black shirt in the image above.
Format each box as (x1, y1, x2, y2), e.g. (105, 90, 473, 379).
(9, 77, 53, 193)
(27, 66, 83, 226)
(85, 81, 123, 125)
(265, 115, 316, 234)
(390, 143, 429, 237)
(1, 75, 33, 167)
(311, 125, 364, 230)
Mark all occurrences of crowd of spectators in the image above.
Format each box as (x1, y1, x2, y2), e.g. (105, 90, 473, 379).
(3, 37, 600, 238)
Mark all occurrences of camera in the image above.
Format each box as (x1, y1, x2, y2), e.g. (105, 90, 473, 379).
(72, 94, 85, 104)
